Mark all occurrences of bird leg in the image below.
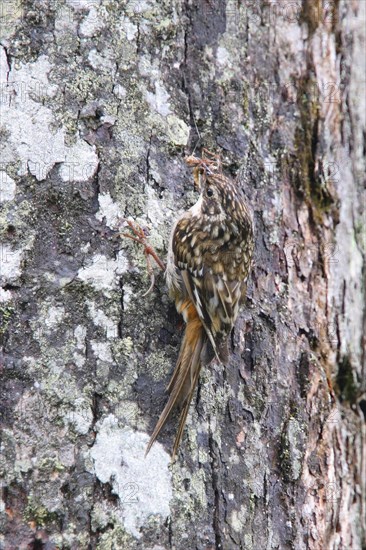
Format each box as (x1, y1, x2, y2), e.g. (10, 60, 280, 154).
(119, 218, 165, 296)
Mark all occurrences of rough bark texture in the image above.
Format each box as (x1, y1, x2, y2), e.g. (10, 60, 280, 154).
(0, 1, 365, 549)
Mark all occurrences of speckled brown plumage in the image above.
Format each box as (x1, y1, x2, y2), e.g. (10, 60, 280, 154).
(146, 153, 254, 460)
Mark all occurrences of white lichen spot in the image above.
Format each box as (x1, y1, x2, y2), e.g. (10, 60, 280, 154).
(138, 55, 160, 79)
(0, 49, 99, 183)
(230, 504, 247, 533)
(146, 186, 165, 227)
(0, 51, 65, 181)
(65, 398, 93, 435)
(287, 417, 303, 480)
(101, 114, 116, 126)
(216, 46, 231, 67)
(88, 49, 116, 73)
(116, 251, 130, 275)
(0, 171, 16, 202)
(113, 399, 139, 427)
(77, 253, 129, 291)
(197, 446, 209, 464)
(73, 325, 87, 368)
(145, 81, 171, 116)
(59, 140, 99, 183)
(126, 0, 150, 14)
(79, 5, 105, 37)
(121, 283, 133, 309)
(44, 305, 65, 329)
(7, 54, 58, 101)
(87, 301, 118, 339)
(96, 192, 124, 229)
(113, 84, 127, 98)
(0, 288, 12, 302)
(74, 325, 87, 350)
(14, 454, 33, 475)
(244, 534, 254, 549)
(0, 0, 23, 40)
(0, 245, 22, 283)
(120, 16, 138, 41)
(228, 447, 240, 464)
(66, 0, 100, 9)
(0, 491, 4, 513)
(58, 444, 76, 468)
(0, 45, 9, 79)
(54, 3, 78, 33)
(166, 115, 189, 146)
(87, 415, 172, 539)
(121, 336, 133, 354)
(91, 341, 113, 363)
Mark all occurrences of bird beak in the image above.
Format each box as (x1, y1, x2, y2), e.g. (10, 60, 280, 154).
(192, 167, 200, 190)
(193, 167, 205, 191)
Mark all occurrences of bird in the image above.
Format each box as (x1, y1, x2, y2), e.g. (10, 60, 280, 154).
(143, 152, 254, 460)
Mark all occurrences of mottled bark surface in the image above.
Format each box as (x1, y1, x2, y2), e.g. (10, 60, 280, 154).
(0, 1, 365, 549)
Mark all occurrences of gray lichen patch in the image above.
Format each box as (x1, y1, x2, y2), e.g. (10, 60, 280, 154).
(87, 415, 172, 539)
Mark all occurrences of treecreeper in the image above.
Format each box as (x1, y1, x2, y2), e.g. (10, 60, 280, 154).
(123, 151, 254, 460)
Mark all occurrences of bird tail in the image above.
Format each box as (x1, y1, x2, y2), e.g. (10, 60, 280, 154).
(145, 301, 205, 460)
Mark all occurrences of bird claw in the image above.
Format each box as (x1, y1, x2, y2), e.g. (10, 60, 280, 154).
(141, 270, 155, 297)
(118, 217, 165, 295)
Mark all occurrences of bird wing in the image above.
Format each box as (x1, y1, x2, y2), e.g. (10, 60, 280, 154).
(173, 218, 243, 363)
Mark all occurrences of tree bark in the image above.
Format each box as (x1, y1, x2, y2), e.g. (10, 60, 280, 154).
(0, 1, 365, 549)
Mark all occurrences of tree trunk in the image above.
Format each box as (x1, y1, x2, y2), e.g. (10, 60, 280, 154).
(0, 1, 365, 549)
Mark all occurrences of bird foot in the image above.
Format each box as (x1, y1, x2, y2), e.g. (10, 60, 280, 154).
(119, 218, 165, 296)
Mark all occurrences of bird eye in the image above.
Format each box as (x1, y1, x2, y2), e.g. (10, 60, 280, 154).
(206, 187, 214, 197)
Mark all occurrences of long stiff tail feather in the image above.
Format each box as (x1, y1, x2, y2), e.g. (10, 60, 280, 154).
(145, 315, 205, 460)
